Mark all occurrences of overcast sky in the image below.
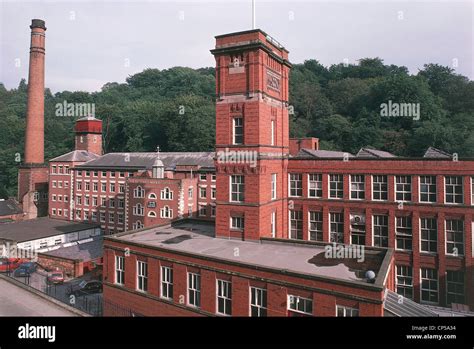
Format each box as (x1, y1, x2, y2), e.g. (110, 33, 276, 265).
(0, 0, 472, 93)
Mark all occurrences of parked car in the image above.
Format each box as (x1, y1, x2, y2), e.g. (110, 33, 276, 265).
(0, 258, 23, 273)
(13, 262, 37, 277)
(47, 270, 65, 284)
(67, 280, 102, 297)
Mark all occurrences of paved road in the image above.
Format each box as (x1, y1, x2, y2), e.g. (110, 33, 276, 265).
(0, 278, 77, 316)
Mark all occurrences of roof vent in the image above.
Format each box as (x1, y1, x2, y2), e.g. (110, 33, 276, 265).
(365, 270, 376, 283)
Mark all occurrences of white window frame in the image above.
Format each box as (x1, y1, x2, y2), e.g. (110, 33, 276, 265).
(270, 211, 276, 238)
(216, 279, 232, 316)
(445, 219, 464, 256)
(160, 206, 173, 219)
(445, 176, 463, 204)
(233, 117, 243, 145)
(289, 210, 303, 240)
(309, 211, 323, 242)
(372, 175, 388, 201)
(288, 295, 313, 315)
(396, 265, 413, 300)
(420, 217, 437, 253)
(230, 216, 244, 230)
(161, 266, 173, 300)
(115, 256, 124, 285)
(161, 187, 173, 200)
(329, 174, 343, 199)
(308, 174, 322, 198)
(199, 186, 207, 199)
(271, 174, 277, 200)
(419, 175, 437, 203)
(350, 175, 365, 200)
(249, 287, 267, 317)
(289, 173, 303, 197)
(133, 186, 145, 199)
(329, 212, 344, 243)
(230, 175, 244, 202)
(187, 272, 201, 308)
(336, 305, 359, 317)
(395, 216, 412, 251)
(270, 119, 275, 146)
(137, 260, 148, 292)
(395, 175, 412, 202)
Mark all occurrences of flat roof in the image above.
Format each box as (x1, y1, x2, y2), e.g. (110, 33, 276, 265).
(0, 218, 100, 243)
(108, 221, 391, 288)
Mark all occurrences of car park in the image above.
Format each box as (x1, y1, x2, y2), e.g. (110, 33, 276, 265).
(13, 262, 37, 277)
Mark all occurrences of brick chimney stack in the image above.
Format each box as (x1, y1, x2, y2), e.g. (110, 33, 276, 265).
(24, 19, 46, 164)
(18, 19, 49, 219)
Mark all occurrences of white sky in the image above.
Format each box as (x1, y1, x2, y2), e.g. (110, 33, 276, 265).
(1, 0, 472, 93)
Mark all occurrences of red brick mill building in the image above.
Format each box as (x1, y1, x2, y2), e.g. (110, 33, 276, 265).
(15, 19, 473, 316)
(101, 29, 474, 316)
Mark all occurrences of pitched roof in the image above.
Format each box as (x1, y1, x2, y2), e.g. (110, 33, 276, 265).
(423, 147, 452, 159)
(50, 150, 100, 162)
(295, 148, 355, 159)
(384, 289, 438, 317)
(357, 147, 396, 158)
(0, 199, 22, 217)
(41, 237, 103, 261)
(75, 152, 215, 171)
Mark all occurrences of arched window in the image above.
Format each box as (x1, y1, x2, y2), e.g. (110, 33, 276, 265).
(160, 206, 173, 219)
(148, 211, 157, 217)
(133, 203, 144, 216)
(161, 187, 173, 200)
(133, 221, 143, 230)
(133, 186, 145, 198)
(148, 193, 157, 199)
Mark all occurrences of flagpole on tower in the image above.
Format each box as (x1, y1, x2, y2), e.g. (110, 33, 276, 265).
(252, 0, 256, 29)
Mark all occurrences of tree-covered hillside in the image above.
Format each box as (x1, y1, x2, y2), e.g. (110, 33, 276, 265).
(0, 59, 473, 198)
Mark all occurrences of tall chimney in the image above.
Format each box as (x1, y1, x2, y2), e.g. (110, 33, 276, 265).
(18, 19, 49, 219)
(24, 19, 46, 164)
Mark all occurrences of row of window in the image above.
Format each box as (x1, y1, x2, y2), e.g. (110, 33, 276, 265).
(287, 210, 465, 255)
(51, 165, 70, 174)
(75, 210, 125, 224)
(51, 180, 69, 189)
(199, 173, 216, 182)
(396, 266, 465, 305)
(51, 194, 69, 203)
(198, 186, 216, 200)
(75, 196, 125, 209)
(133, 186, 218, 201)
(114, 257, 359, 316)
(288, 174, 473, 205)
(51, 208, 68, 217)
(76, 170, 130, 178)
(77, 181, 125, 194)
(197, 204, 216, 218)
(132, 204, 173, 219)
(132, 187, 175, 200)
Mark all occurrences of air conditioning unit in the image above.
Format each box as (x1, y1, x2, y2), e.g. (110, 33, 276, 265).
(350, 214, 365, 225)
